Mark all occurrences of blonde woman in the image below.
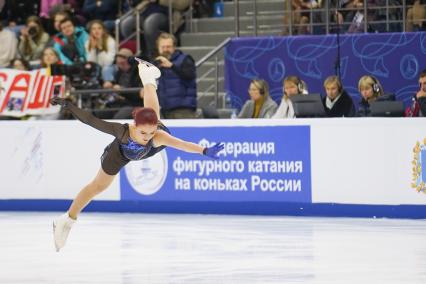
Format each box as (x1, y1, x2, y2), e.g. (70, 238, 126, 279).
(357, 75, 386, 116)
(85, 20, 116, 81)
(41, 47, 62, 68)
(272, 76, 306, 119)
(238, 79, 278, 118)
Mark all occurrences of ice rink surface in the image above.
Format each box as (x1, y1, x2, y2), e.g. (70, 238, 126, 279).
(0, 212, 425, 284)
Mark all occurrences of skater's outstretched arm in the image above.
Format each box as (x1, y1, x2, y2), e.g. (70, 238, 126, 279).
(50, 97, 126, 139)
(154, 130, 224, 159)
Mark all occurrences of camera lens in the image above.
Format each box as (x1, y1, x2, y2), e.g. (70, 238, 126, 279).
(28, 26, 37, 37)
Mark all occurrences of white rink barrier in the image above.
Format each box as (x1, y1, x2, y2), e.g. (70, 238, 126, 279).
(0, 118, 425, 218)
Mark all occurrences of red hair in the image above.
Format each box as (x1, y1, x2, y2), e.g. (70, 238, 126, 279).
(132, 107, 158, 126)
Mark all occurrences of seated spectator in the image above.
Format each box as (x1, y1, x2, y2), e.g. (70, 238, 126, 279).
(9, 58, 30, 71)
(41, 46, 62, 68)
(154, 32, 197, 119)
(50, 10, 71, 36)
(102, 48, 143, 119)
(322, 75, 355, 117)
(120, 0, 190, 59)
(85, 20, 116, 82)
(18, 16, 50, 62)
(406, 69, 426, 117)
(406, 0, 426, 32)
(417, 69, 426, 115)
(0, 21, 17, 67)
(357, 75, 391, 116)
(238, 79, 277, 118)
(43, 2, 86, 34)
(52, 17, 89, 65)
(272, 76, 307, 119)
(290, 0, 319, 34)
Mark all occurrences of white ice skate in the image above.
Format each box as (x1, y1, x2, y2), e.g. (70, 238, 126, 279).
(136, 58, 161, 88)
(53, 212, 76, 252)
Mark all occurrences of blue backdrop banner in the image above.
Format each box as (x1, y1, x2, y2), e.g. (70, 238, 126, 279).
(224, 32, 426, 110)
(120, 126, 312, 203)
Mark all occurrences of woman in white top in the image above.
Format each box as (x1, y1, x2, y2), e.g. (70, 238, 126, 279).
(85, 20, 116, 81)
(272, 76, 307, 119)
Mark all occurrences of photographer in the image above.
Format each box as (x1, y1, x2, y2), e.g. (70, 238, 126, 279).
(154, 32, 197, 119)
(18, 16, 50, 62)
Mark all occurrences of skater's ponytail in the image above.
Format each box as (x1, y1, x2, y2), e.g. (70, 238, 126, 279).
(132, 107, 158, 126)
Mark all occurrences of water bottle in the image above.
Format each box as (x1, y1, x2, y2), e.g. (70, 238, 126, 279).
(230, 109, 237, 119)
(225, 94, 232, 108)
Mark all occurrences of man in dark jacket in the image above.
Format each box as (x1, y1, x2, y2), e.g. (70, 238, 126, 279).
(154, 32, 197, 119)
(322, 75, 355, 117)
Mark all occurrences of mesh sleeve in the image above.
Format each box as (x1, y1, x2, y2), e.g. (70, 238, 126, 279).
(65, 102, 126, 140)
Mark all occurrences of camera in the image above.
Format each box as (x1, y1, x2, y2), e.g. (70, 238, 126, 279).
(28, 26, 37, 37)
(50, 62, 101, 90)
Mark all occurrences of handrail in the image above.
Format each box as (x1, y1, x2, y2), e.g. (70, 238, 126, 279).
(196, 37, 231, 108)
(70, 87, 141, 96)
(231, 1, 411, 36)
(196, 37, 231, 68)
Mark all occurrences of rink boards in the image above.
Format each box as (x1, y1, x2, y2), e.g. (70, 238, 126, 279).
(0, 118, 425, 218)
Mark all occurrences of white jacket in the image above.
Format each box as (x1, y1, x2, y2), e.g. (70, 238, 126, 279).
(272, 96, 295, 119)
(85, 36, 116, 67)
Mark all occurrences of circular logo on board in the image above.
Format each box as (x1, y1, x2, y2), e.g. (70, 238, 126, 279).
(124, 150, 168, 195)
(400, 54, 418, 80)
(268, 58, 286, 82)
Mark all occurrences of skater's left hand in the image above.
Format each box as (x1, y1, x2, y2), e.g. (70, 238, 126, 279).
(50, 96, 67, 107)
(203, 143, 225, 159)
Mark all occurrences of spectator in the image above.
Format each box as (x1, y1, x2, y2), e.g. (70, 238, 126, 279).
(18, 16, 50, 62)
(83, 0, 121, 33)
(290, 0, 319, 34)
(272, 76, 306, 119)
(417, 69, 426, 115)
(9, 58, 30, 70)
(41, 46, 62, 68)
(44, 1, 87, 33)
(0, 21, 17, 67)
(102, 48, 143, 119)
(406, 0, 426, 32)
(154, 32, 197, 119)
(357, 75, 389, 116)
(52, 17, 88, 65)
(406, 69, 426, 117)
(85, 19, 116, 82)
(51, 10, 71, 36)
(322, 75, 355, 117)
(238, 79, 277, 118)
(121, 0, 190, 59)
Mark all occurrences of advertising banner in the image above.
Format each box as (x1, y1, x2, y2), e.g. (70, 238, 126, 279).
(0, 68, 65, 117)
(120, 125, 312, 203)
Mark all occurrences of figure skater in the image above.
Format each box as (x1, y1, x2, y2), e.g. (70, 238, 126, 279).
(51, 60, 224, 252)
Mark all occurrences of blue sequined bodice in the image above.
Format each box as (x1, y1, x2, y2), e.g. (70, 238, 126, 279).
(120, 138, 151, 160)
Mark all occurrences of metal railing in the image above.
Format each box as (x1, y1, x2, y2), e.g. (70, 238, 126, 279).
(230, 0, 417, 36)
(114, 0, 191, 55)
(69, 87, 141, 109)
(196, 37, 231, 107)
